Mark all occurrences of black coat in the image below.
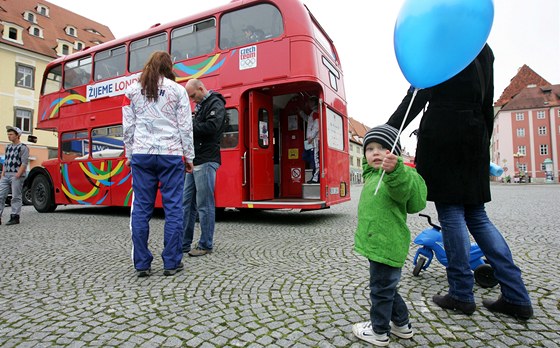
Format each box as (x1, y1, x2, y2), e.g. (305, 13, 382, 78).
(193, 91, 227, 165)
(387, 44, 494, 205)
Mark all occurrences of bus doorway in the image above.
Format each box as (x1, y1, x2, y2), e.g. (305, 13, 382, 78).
(248, 91, 274, 200)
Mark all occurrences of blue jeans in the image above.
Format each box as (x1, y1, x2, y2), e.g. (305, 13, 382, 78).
(435, 203, 531, 306)
(130, 154, 185, 271)
(369, 260, 409, 334)
(182, 162, 220, 252)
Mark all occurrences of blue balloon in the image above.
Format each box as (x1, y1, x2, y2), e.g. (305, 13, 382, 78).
(394, 0, 494, 88)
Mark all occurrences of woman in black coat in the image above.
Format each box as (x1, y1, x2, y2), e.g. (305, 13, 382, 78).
(387, 44, 533, 320)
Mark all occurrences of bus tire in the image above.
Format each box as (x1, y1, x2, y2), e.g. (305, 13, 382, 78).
(32, 175, 57, 213)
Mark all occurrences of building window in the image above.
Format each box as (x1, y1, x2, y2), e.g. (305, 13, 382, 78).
(75, 41, 84, 50)
(538, 126, 547, 135)
(16, 64, 35, 89)
(37, 5, 49, 17)
(15, 108, 33, 133)
(66, 26, 78, 37)
(516, 128, 525, 137)
(29, 26, 43, 38)
(536, 111, 545, 119)
(27, 12, 35, 23)
(519, 163, 527, 173)
(540, 144, 548, 155)
(517, 145, 526, 155)
(8, 27, 18, 40)
(515, 113, 524, 121)
(62, 44, 70, 55)
(356, 157, 361, 167)
(85, 28, 102, 35)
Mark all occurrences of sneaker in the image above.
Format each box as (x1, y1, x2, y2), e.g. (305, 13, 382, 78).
(188, 247, 212, 257)
(352, 322, 390, 347)
(433, 294, 476, 315)
(136, 268, 151, 278)
(390, 322, 414, 339)
(163, 262, 184, 276)
(483, 297, 533, 320)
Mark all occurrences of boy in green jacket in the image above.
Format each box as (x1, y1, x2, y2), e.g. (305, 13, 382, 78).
(352, 124, 427, 346)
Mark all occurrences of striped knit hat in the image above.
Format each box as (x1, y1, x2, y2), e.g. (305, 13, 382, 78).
(363, 124, 402, 156)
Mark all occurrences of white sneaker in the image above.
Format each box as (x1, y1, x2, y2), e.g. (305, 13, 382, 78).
(352, 321, 390, 346)
(390, 321, 414, 339)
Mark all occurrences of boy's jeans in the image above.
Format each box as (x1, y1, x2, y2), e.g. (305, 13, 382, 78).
(369, 260, 409, 334)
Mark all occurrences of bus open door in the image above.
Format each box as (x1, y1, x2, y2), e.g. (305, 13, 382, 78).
(248, 91, 274, 200)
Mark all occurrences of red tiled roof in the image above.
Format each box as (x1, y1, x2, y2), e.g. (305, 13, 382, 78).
(495, 65, 550, 107)
(348, 117, 370, 144)
(0, 0, 114, 58)
(500, 84, 560, 111)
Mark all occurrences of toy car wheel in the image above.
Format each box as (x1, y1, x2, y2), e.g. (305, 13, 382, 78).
(413, 255, 427, 276)
(474, 263, 498, 288)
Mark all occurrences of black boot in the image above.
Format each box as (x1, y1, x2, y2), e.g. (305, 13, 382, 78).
(433, 294, 476, 315)
(5, 214, 19, 225)
(483, 297, 533, 320)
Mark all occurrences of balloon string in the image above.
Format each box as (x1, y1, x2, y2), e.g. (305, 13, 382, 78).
(374, 87, 419, 195)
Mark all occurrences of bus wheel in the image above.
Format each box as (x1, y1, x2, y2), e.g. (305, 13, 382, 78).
(32, 175, 57, 213)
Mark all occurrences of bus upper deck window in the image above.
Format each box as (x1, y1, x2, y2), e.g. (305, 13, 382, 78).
(171, 18, 216, 61)
(64, 57, 92, 89)
(42, 65, 62, 95)
(129, 33, 168, 73)
(219, 4, 283, 49)
(94, 46, 126, 81)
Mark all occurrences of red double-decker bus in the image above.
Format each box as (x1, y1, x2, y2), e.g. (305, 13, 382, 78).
(30, 0, 350, 213)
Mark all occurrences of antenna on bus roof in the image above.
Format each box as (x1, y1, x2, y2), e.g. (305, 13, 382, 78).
(150, 23, 161, 29)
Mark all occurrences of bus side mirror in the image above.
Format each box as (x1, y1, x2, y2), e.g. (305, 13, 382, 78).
(27, 135, 38, 143)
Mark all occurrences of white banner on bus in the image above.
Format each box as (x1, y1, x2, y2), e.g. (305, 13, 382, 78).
(239, 45, 257, 70)
(86, 73, 141, 101)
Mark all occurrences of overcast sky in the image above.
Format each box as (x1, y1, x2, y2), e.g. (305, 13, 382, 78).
(49, 0, 560, 153)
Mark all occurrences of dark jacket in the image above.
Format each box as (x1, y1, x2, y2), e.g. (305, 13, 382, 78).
(193, 91, 227, 165)
(387, 44, 494, 205)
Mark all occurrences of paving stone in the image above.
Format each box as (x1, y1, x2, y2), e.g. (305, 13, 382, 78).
(0, 184, 559, 346)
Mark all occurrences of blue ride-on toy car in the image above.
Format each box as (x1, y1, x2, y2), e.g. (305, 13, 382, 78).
(412, 214, 498, 288)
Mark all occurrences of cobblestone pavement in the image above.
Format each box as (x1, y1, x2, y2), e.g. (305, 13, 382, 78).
(1, 184, 559, 347)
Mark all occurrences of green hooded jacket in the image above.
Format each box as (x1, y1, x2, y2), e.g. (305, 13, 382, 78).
(355, 157, 427, 268)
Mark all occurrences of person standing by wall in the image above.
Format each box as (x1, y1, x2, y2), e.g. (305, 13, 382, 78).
(298, 96, 320, 183)
(182, 78, 227, 257)
(352, 124, 427, 346)
(387, 44, 533, 320)
(122, 51, 194, 278)
(0, 126, 29, 225)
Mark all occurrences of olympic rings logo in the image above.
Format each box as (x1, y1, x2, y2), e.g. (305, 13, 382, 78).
(240, 58, 256, 67)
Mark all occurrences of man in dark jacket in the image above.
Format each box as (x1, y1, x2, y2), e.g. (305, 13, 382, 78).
(387, 44, 533, 320)
(182, 79, 227, 256)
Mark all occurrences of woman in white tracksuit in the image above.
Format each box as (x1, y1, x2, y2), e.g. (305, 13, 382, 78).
(122, 51, 194, 277)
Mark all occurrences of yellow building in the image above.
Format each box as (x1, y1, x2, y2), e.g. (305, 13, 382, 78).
(0, 0, 114, 168)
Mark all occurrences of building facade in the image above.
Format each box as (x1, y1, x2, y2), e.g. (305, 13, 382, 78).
(0, 0, 114, 168)
(492, 66, 559, 183)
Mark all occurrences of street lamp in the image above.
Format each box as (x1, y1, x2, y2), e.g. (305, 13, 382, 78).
(543, 158, 553, 183)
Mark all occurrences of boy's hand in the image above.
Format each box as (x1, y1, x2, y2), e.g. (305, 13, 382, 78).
(382, 150, 398, 173)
